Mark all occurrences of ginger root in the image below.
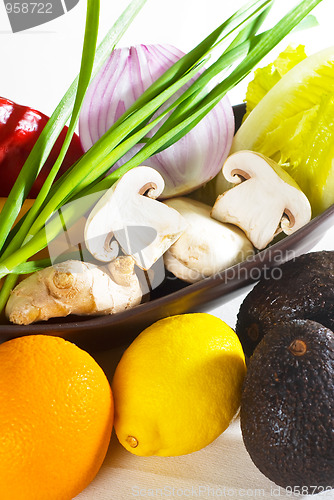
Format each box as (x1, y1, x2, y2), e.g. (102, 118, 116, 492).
(6, 257, 142, 325)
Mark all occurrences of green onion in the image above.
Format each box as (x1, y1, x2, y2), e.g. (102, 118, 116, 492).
(0, 0, 148, 311)
(0, 0, 148, 253)
(0, 0, 273, 255)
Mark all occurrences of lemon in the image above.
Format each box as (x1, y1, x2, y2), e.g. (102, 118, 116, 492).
(112, 313, 246, 456)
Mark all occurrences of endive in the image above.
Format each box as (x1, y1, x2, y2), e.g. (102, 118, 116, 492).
(232, 45, 334, 215)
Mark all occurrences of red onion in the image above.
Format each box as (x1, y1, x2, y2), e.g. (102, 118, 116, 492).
(79, 44, 235, 198)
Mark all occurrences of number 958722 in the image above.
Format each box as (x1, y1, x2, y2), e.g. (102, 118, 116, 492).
(5, 3, 53, 15)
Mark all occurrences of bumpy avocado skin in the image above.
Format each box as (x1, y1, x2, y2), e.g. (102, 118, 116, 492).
(240, 319, 334, 491)
(236, 251, 334, 358)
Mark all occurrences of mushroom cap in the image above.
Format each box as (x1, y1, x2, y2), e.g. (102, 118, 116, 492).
(163, 252, 203, 284)
(163, 198, 254, 283)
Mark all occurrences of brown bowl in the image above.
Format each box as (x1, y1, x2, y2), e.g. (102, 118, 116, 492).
(1, 104, 333, 352)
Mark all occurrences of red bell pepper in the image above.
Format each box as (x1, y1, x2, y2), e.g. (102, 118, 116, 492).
(0, 96, 84, 198)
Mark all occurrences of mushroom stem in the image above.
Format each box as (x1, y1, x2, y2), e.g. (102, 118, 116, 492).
(85, 166, 187, 270)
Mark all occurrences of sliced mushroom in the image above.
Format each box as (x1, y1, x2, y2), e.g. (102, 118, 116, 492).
(164, 252, 203, 283)
(211, 151, 312, 250)
(84, 166, 187, 270)
(163, 198, 254, 283)
(5, 258, 142, 325)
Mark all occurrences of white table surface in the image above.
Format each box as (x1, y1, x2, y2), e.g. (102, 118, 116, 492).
(0, 1, 333, 498)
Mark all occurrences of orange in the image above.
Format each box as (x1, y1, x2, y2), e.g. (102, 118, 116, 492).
(0, 335, 113, 500)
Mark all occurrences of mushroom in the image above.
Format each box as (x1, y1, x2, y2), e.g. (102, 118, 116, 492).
(211, 151, 312, 250)
(84, 166, 187, 270)
(163, 198, 254, 283)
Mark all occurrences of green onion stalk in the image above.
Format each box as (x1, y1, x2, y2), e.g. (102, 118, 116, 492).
(0, 0, 325, 313)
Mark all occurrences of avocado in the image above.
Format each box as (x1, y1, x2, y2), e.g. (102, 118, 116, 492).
(240, 319, 334, 491)
(236, 251, 334, 358)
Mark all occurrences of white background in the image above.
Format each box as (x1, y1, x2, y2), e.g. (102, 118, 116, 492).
(0, 0, 333, 115)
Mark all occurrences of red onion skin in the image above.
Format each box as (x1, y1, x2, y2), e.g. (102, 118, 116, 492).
(79, 44, 235, 198)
